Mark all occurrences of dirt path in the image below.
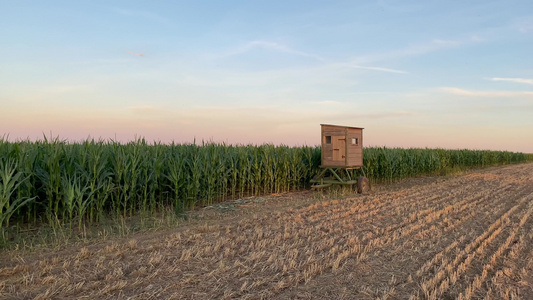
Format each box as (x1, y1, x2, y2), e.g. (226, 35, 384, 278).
(2, 163, 533, 299)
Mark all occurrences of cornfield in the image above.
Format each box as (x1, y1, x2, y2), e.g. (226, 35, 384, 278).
(3, 163, 533, 299)
(0, 137, 528, 237)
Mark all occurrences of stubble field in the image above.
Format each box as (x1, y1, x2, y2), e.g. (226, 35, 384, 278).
(1, 163, 532, 299)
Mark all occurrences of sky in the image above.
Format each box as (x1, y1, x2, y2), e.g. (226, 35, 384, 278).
(1, 0, 532, 152)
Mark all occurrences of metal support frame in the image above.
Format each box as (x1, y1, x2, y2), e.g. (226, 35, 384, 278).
(310, 167, 365, 189)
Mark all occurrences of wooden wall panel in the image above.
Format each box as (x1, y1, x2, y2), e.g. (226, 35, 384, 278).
(321, 124, 363, 167)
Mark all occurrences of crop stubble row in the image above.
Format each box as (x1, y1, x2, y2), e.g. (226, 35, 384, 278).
(0, 163, 532, 299)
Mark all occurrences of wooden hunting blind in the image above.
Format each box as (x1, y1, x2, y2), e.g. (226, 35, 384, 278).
(320, 124, 364, 168)
(311, 124, 369, 193)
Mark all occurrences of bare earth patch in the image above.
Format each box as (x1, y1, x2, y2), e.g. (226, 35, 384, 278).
(1, 163, 533, 299)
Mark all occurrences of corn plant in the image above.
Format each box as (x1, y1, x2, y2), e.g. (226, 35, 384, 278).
(61, 174, 95, 229)
(0, 159, 36, 240)
(0, 135, 528, 235)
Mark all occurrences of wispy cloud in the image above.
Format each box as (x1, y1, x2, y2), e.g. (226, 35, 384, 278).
(192, 105, 414, 126)
(489, 77, 533, 85)
(352, 36, 483, 64)
(214, 40, 407, 76)
(344, 64, 408, 74)
(314, 100, 343, 105)
(441, 87, 533, 98)
(404, 36, 484, 54)
(128, 52, 145, 57)
(514, 19, 533, 33)
(41, 84, 94, 94)
(363, 111, 414, 118)
(225, 40, 325, 61)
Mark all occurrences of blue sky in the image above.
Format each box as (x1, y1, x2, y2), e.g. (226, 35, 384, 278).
(1, 1, 532, 152)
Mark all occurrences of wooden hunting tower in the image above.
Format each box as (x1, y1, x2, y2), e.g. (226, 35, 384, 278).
(320, 124, 364, 168)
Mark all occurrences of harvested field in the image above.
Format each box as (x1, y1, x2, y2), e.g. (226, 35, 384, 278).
(1, 163, 533, 299)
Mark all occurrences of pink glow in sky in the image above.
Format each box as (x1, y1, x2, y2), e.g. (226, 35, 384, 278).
(1, 1, 532, 153)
